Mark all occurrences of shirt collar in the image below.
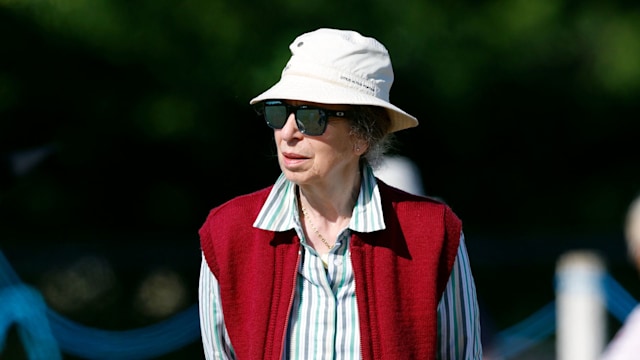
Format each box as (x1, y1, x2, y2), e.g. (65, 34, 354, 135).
(253, 163, 386, 233)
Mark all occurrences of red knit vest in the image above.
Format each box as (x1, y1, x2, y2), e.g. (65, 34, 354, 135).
(200, 180, 461, 360)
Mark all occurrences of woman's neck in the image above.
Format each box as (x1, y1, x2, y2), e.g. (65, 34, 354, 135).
(297, 170, 361, 255)
(297, 171, 361, 221)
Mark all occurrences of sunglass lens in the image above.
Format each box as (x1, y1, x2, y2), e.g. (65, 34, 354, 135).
(264, 105, 288, 129)
(297, 109, 326, 136)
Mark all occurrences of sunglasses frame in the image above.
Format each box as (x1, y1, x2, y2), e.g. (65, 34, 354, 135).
(255, 100, 352, 136)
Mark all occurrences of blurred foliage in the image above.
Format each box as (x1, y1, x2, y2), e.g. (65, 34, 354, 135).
(1, 0, 640, 352)
(1, 0, 638, 235)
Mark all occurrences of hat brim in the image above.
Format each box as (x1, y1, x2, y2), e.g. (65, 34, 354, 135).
(250, 75, 418, 133)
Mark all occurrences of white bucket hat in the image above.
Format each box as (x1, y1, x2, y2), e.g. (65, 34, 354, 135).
(250, 28, 418, 133)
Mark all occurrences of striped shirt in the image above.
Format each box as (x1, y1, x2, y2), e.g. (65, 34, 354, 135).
(199, 164, 482, 359)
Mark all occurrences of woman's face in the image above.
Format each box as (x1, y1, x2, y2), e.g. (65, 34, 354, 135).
(274, 100, 364, 188)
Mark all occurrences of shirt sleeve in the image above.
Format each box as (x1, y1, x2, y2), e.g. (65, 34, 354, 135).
(436, 233, 483, 360)
(198, 253, 237, 360)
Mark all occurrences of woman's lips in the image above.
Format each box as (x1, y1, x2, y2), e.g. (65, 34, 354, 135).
(281, 151, 308, 166)
(282, 151, 306, 159)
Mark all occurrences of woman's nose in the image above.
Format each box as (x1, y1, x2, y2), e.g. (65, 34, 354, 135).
(279, 113, 302, 139)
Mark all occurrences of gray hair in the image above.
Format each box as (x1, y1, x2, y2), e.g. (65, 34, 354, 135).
(349, 106, 396, 169)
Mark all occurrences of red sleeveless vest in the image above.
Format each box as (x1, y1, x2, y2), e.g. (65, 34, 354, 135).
(200, 180, 461, 359)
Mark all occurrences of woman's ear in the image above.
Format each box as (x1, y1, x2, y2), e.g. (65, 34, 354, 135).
(353, 142, 368, 156)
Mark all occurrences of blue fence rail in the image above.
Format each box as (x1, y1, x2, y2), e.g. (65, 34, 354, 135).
(1, 250, 637, 359)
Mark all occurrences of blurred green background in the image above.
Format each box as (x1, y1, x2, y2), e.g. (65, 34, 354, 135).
(1, 0, 639, 358)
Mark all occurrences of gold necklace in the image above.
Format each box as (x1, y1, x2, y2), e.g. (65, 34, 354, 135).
(301, 205, 333, 250)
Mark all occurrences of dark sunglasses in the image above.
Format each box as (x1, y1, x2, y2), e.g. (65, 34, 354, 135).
(255, 100, 352, 136)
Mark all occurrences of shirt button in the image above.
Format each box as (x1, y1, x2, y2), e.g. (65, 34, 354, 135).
(334, 259, 343, 266)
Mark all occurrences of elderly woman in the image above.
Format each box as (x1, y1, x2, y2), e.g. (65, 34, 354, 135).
(198, 28, 482, 359)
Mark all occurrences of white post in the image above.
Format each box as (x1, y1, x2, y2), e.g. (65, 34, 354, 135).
(556, 250, 607, 360)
